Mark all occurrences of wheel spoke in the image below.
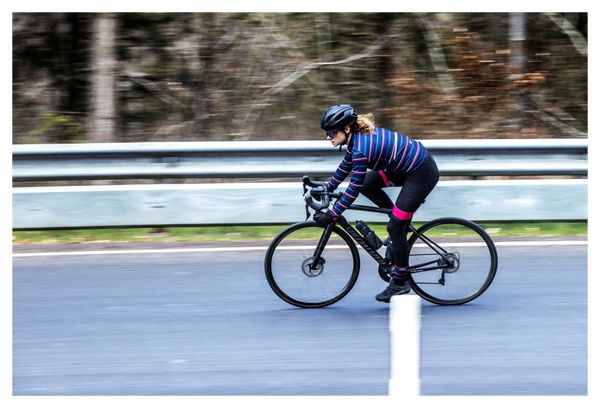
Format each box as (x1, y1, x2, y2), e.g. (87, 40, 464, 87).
(265, 222, 359, 308)
(408, 218, 497, 305)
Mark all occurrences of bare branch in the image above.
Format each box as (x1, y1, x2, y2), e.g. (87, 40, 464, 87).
(121, 64, 183, 108)
(527, 93, 586, 136)
(545, 12, 587, 57)
(416, 15, 458, 97)
(529, 109, 586, 137)
(265, 31, 402, 95)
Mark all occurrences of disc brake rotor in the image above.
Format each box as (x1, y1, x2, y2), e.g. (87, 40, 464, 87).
(301, 257, 325, 277)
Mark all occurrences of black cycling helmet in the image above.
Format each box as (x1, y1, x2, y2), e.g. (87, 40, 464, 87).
(320, 104, 358, 131)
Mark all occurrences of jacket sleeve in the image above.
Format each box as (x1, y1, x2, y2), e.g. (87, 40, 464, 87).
(329, 152, 368, 218)
(326, 147, 353, 192)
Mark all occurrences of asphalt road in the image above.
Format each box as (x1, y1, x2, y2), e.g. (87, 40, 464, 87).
(12, 239, 587, 395)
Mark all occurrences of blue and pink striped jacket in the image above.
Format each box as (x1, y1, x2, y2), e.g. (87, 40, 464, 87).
(326, 127, 429, 218)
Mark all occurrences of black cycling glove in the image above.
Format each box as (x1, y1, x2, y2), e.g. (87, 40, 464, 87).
(313, 211, 336, 227)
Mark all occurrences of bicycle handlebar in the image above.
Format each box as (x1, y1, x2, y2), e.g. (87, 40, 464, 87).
(302, 175, 331, 213)
(302, 174, 386, 218)
(302, 175, 321, 189)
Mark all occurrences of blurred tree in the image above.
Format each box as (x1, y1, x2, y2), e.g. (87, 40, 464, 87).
(12, 13, 92, 143)
(508, 12, 526, 132)
(12, 12, 587, 143)
(89, 13, 117, 142)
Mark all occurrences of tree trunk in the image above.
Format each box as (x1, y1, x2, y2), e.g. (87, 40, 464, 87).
(508, 12, 526, 134)
(89, 13, 117, 142)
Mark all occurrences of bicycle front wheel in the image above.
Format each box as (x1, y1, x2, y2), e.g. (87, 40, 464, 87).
(407, 217, 498, 305)
(264, 221, 360, 308)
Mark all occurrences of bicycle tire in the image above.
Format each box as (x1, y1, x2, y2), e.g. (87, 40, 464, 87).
(264, 221, 360, 308)
(407, 217, 498, 305)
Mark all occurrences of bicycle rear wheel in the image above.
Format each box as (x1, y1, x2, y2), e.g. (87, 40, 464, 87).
(407, 217, 498, 305)
(264, 221, 360, 308)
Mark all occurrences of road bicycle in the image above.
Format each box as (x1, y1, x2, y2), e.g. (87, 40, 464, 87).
(264, 176, 498, 308)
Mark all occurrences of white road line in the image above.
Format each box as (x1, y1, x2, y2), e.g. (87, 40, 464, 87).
(494, 240, 587, 246)
(12, 240, 587, 258)
(12, 246, 272, 258)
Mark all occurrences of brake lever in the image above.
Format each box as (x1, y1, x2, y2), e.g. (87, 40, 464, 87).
(304, 200, 310, 221)
(302, 175, 332, 218)
(302, 179, 309, 219)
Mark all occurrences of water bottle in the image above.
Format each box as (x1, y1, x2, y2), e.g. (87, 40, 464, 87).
(356, 220, 383, 249)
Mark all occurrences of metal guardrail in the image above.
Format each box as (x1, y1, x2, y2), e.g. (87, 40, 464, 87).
(13, 179, 588, 229)
(12, 139, 588, 229)
(13, 139, 588, 181)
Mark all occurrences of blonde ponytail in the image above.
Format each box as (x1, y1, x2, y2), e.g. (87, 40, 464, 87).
(353, 113, 376, 134)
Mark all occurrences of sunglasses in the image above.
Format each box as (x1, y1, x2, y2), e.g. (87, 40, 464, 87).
(325, 129, 339, 138)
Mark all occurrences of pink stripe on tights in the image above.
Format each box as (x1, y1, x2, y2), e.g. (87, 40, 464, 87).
(392, 205, 414, 220)
(378, 170, 390, 187)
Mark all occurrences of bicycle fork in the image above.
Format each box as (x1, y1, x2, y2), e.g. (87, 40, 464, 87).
(309, 224, 334, 270)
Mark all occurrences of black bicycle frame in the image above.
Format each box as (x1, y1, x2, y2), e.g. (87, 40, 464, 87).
(310, 201, 451, 274)
(336, 216, 387, 265)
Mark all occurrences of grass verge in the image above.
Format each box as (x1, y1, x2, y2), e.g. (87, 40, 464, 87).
(12, 221, 587, 245)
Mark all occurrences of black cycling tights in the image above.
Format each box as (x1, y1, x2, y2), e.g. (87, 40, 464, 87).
(361, 156, 439, 268)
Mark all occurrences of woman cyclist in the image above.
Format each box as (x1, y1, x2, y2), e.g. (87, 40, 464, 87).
(313, 104, 439, 302)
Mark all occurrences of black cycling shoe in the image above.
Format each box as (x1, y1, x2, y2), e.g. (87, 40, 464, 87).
(375, 278, 411, 303)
